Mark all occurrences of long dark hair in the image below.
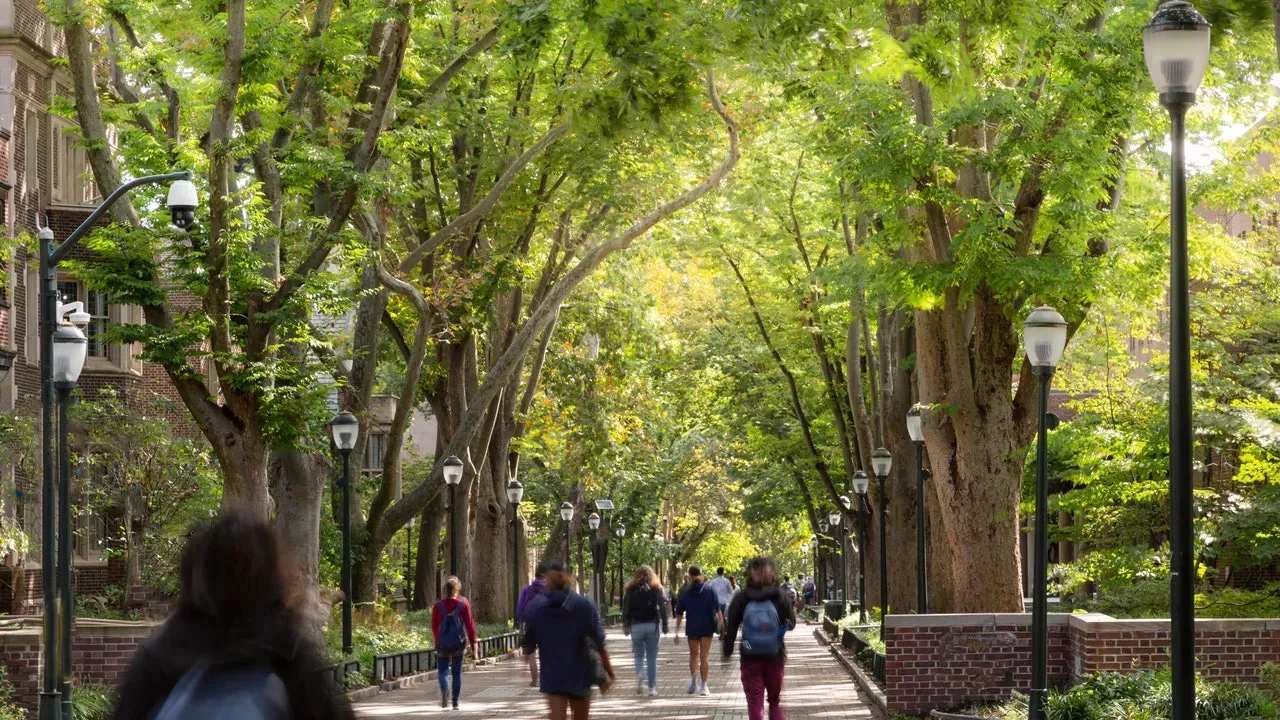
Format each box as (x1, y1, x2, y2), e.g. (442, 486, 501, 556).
(625, 565, 661, 594)
(112, 512, 353, 720)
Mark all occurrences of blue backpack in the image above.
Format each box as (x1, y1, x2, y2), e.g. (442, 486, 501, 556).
(741, 599, 781, 656)
(437, 602, 467, 655)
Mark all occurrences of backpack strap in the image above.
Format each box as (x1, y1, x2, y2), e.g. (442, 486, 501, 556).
(152, 660, 210, 720)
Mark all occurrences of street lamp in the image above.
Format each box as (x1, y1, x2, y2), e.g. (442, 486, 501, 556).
(906, 405, 930, 614)
(809, 533, 819, 602)
(52, 305, 86, 720)
(1145, 5, 1210, 720)
(506, 479, 524, 619)
(615, 523, 626, 610)
(442, 456, 464, 576)
(330, 411, 359, 658)
(852, 471, 870, 623)
(818, 519, 829, 601)
(1024, 305, 1068, 720)
(404, 517, 416, 606)
(870, 448, 892, 640)
(37, 170, 195, 720)
(588, 512, 602, 607)
(828, 508, 843, 610)
(560, 502, 575, 571)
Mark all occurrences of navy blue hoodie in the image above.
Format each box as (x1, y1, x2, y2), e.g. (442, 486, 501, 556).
(675, 581, 721, 638)
(520, 590, 606, 695)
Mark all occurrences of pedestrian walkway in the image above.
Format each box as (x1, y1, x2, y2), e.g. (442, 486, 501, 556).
(354, 624, 877, 719)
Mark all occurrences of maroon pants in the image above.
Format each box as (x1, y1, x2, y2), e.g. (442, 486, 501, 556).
(740, 657, 785, 720)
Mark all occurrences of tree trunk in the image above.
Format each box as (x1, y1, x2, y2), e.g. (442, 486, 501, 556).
(214, 428, 271, 518)
(470, 453, 508, 621)
(275, 448, 331, 596)
(412, 497, 444, 610)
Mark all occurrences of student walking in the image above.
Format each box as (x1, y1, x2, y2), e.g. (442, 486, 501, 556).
(517, 561, 551, 687)
(706, 567, 734, 629)
(431, 576, 479, 711)
(722, 557, 797, 720)
(674, 566, 722, 697)
(621, 565, 669, 696)
(521, 562, 615, 720)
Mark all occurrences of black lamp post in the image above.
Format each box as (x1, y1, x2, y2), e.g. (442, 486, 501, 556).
(1024, 305, 1068, 720)
(404, 517, 415, 604)
(588, 512, 602, 607)
(615, 523, 626, 609)
(1144, 5, 1210, 719)
(828, 508, 844, 608)
(507, 480, 524, 620)
(906, 405, 930, 614)
(852, 471, 869, 623)
(560, 502, 575, 571)
(443, 456, 464, 576)
(808, 534, 818, 596)
(330, 411, 359, 658)
(52, 305, 87, 720)
(37, 170, 195, 720)
(818, 519, 829, 602)
(839, 495, 851, 609)
(870, 448, 892, 639)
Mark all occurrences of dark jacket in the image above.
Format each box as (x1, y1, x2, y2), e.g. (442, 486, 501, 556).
(622, 585, 669, 634)
(113, 611, 354, 720)
(675, 581, 720, 639)
(721, 586, 797, 660)
(520, 589, 607, 695)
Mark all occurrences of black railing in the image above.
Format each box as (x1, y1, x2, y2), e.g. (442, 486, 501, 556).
(478, 631, 521, 658)
(374, 649, 436, 683)
(318, 659, 362, 687)
(823, 617, 839, 637)
(374, 631, 522, 684)
(845, 627, 886, 684)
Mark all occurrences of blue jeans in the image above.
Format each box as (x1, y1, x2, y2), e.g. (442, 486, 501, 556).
(630, 622, 660, 688)
(438, 654, 463, 703)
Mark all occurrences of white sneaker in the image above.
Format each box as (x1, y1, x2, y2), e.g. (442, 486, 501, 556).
(635, 676, 644, 695)
(648, 686, 658, 697)
(687, 677, 698, 694)
(699, 683, 711, 697)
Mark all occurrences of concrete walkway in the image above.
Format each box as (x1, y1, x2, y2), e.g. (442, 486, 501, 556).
(354, 624, 877, 719)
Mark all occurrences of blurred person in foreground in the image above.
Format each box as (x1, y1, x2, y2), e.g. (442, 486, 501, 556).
(521, 562, 615, 719)
(113, 512, 353, 720)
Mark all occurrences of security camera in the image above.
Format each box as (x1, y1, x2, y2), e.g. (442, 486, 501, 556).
(166, 179, 199, 230)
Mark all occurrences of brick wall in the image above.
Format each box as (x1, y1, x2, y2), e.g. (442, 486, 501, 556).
(883, 613, 1280, 717)
(0, 618, 156, 710)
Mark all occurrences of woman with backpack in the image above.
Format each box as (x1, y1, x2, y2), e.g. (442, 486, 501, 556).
(674, 566, 722, 697)
(621, 565, 668, 696)
(431, 576, 479, 711)
(521, 562, 615, 719)
(113, 512, 353, 720)
(721, 557, 797, 720)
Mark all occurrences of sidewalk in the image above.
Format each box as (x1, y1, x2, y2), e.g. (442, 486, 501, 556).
(354, 624, 878, 719)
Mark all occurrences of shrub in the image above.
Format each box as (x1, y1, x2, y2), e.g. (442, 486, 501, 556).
(1044, 671, 1278, 720)
(72, 685, 116, 720)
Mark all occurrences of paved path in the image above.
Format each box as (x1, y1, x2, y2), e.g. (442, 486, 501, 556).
(354, 624, 877, 719)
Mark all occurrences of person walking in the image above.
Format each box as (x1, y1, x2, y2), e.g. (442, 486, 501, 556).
(517, 561, 551, 687)
(431, 576, 479, 711)
(706, 567, 734, 631)
(621, 565, 668, 697)
(113, 512, 353, 720)
(522, 562, 615, 720)
(722, 557, 797, 720)
(674, 566, 722, 697)
(802, 577, 816, 608)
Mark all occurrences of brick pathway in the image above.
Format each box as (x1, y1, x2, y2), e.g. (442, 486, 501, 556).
(354, 624, 878, 719)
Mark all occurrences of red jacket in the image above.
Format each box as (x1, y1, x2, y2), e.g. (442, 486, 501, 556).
(431, 596, 478, 654)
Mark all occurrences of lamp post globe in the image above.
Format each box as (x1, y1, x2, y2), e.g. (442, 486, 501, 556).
(828, 510, 841, 527)
(560, 502, 574, 570)
(871, 448, 891, 639)
(870, 448, 893, 479)
(442, 456, 464, 486)
(1023, 306, 1068, 370)
(329, 412, 358, 451)
(801, 542, 809, 554)
(588, 512, 601, 531)
(51, 325, 87, 385)
(906, 405, 924, 444)
(1144, 1, 1211, 102)
(907, 404, 930, 615)
(506, 480, 523, 618)
(852, 471, 869, 496)
(506, 479, 524, 505)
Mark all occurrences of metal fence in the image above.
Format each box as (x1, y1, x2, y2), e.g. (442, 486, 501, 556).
(843, 626, 886, 684)
(373, 631, 522, 684)
(318, 659, 362, 687)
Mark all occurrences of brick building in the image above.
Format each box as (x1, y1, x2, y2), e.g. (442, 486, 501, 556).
(0, 0, 198, 613)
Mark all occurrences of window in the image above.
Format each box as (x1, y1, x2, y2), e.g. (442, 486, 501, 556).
(51, 121, 91, 205)
(23, 109, 37, 199)
(57, 279, 118, 363)
(365, 433, 387, 473)
(76, 507, 105, 561)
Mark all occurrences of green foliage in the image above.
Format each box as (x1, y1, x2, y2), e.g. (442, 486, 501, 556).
(71, 685, 116, 720)
(1041, 671, 1279, 720)
(0, 666, 26, 720)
